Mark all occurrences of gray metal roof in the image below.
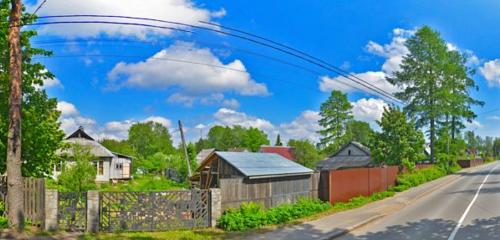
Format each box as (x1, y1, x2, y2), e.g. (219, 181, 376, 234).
(316, 141, 372, 170)
(316, 156, 372, 170)
(62, 138, 116, 158)
(216, 151, 313, 178)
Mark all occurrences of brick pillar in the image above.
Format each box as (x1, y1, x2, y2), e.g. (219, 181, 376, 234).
(44, 189, 58, 231)
(86, 190, 99, 232)
(210, 188, 221, 227)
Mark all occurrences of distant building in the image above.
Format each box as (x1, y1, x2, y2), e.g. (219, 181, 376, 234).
(54, 127, 132, 183)
(260, 146, 296, 161)
(316, 141, 372, 170)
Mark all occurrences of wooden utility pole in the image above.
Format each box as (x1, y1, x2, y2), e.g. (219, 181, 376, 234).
(178, 121, 192, 178)
(7, 0, 25, 230)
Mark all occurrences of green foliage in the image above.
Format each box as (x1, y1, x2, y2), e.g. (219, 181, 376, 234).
(128, 121, 175, 158)
(199, 125, 269, 152)
(345, 120, 374, 146)
(98, 174, 189, 192)
(391, 166, 450, 192)
(287, 139, 321, 168)
(100, 139, 135, 157)
(0, 201, 6, 228)
(57, 145, 97, 192)
(243, 127, 270, 152)
(0, 0, 65, 177)
(218, 199, 331, 231)
(332, 191, 395, 210)
(370, 106, 426, 170)
(318, 90, 353, 153)
(388, 26, 482, 161)
(275, 134, 283, 146)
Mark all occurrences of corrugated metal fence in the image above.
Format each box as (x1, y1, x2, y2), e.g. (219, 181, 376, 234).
(320, 167, 399, 204)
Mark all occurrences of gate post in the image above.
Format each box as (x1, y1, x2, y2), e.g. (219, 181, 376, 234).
(44, 189, 58, 231)
(209, 188, 221, 227)
(86, 190, 99, 232)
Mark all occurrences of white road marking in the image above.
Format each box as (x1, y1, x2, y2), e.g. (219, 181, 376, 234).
(447, 163, 500, 240)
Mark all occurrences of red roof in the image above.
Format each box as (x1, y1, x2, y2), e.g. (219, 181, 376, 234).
(260, 146, 296, 161)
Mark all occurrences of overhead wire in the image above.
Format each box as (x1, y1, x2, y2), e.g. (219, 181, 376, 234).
(31, 14, 402, 103)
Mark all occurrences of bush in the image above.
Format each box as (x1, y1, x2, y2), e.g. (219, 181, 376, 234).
(218, 199, 331, 231)
(98, 174, 189, 192)
(392, 166, 448, 192)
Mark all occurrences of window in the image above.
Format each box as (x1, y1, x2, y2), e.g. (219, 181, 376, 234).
(116, 163, 122, 170)
(98, 160, 104, 175)
(348, 149, 352, 156)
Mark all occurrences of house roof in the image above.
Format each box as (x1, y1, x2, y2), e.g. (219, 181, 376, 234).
(316, 141, 372, 170)
(212, 151, 313, 179)
(260, 146, 295, 161)
(61, 127, 127, 159)
(196, 148, 215, 164)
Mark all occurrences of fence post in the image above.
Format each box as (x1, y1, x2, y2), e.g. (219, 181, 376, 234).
(44, 189, 58, 231)
(87, 190, 99, 232)
(209, 188, 221, 227)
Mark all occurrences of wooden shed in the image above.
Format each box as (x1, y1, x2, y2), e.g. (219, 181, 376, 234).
(195, 151, 318, 210)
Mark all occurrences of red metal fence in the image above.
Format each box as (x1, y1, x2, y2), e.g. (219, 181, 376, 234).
(319, 164, 433, 204)
(457, 159, 484, 168)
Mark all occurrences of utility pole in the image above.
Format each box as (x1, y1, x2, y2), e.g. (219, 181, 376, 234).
(178, 120, 192, 178)
(7, 0, 25, 231)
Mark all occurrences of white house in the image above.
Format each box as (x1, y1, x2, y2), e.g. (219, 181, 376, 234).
(54, 127, 132, 183)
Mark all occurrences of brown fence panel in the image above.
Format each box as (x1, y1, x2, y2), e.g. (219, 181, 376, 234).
(386, 166, 399, 188)
(368, 168, 383, 194)
(329, 168, 370, 203)
(0, 177, 45, 225)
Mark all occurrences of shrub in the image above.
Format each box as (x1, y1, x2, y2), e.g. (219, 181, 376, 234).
(392, 166, 448, 192)
(218, 199, 331, 231)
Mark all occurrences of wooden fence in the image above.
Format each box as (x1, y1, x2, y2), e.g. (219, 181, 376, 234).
(0, 177, 45, 225)
(457, 159, 484, 168)
(219, 172, 319, 211)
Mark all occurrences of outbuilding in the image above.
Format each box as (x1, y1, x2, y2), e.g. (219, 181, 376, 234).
(195, 151, 318, 210)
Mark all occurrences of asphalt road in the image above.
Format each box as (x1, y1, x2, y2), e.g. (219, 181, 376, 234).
(338, 161, 500, 240)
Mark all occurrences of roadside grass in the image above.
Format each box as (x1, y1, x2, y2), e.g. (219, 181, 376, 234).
(79, 229, 233, 240)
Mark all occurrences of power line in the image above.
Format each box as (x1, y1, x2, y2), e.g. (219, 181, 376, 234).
(32, 0, 47, 16)
(199, 20, 403, 103)
(27, 20, 192, 33)
(33, 14, 401, 103)
(31, 53, 347, 93)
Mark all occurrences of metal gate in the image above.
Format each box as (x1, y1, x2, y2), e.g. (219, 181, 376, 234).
(58, 192, 87, 231)
(99, 189, 210, 232)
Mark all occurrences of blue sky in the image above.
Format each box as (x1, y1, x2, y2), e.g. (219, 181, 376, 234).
(26, 0, 500, 143)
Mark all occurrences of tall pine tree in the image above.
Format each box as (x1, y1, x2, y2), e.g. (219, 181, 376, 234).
(318, 90, 353, 153)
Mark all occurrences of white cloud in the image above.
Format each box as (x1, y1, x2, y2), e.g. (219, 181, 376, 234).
(351, 98, 388, 127)
(57, 101, 174, 140)
(213, 108, 274, 132)
(57, 101, 79, 116)
(487, 115, 500, 121)
(319, 71, 399, 94)
(42, 78, 63, 89)
(29, 0, 224, 39)
(167, 93, 197, 107)
(278, 110, 321, 143)
(365, 28, 412, 75)
(464, 120, 483, 130)
(108, 41, 268, 97)
(480, 59, 500, 87)
(167, 92, 240, 109)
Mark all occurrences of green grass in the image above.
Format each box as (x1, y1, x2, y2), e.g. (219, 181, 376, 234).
(79, 229, 231, 240)
(98, 174, 190, 192)
(218, 199, 332, 231)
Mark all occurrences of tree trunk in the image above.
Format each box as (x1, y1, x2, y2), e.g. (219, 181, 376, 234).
(430, 118, 435, 163)
(7, 0, 24, 231)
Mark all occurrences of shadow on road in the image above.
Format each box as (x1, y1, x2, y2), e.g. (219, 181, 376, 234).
(337, 216, 500, 240)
